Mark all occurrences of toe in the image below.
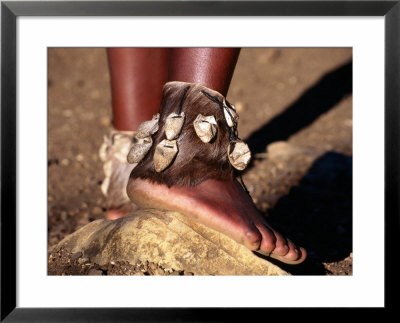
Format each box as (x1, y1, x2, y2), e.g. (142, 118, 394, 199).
(269, 230, 289, 256)
(257, 225, 277, 254)
(242, 223, 262, 250)
(296, 246, 307, 263)
(282, 239, 301, 261)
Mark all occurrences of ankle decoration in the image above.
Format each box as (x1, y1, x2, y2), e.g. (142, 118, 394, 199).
(153, 139, 179, 172)
(127, 136, 153, 164)
(127, 114, 159, 164)
(200, 89, 251, 171)
(165, 112, 185, 140)
(193, 114, 218, 143)
(153, 86, 189, 171)
(136, 113, 160, 138)
(228, 140, 251, 171)
(129, 81, 252, 188)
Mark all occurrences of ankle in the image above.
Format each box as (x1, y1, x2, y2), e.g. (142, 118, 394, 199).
(128, 81, 251, 188)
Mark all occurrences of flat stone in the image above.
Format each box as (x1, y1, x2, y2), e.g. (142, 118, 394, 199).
(53, 209, 288, 276)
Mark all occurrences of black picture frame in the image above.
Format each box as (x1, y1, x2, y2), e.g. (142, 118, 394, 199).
(1, 1, 398, 321)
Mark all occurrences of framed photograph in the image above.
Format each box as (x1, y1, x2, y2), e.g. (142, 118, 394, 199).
(1, 0, 398, 320)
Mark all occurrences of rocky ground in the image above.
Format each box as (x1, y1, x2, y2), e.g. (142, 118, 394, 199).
(48, 248, 195, 276)
(48, 48, 352, 275)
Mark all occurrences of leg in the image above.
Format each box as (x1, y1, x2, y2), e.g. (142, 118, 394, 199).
(102, 48, 168, 219)
(168, 48, 240, 96)
(127, 48, 306, 264)
(107, 48, 169, 130)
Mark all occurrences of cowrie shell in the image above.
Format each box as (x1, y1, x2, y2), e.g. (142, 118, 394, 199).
(165, 112, 185, 140)
(127, 136, 153, 164)
(136, 114, 160, 139)
(193, 114, 218, 143)
(227, 140, 251, 171)
(223, 98, 237, 112)
(153, 139, 178, 172)
(223, 105, 238, 128)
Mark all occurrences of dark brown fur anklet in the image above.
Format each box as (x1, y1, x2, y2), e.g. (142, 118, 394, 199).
(128, 81, 251, 188)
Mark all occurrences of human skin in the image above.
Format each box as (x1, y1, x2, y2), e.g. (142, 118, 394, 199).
(107, 48, 169, 131)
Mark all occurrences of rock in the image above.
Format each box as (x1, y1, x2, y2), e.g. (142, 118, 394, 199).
(156, 268, 165, 275)
(88, 269, 103, 275)
(78, 257, 89, 264)
(60, 211, 68, 221)
(53, 209, 288, 276)
(60, 159, 70, 167)
(76, 154, 84, 162)
(71, 252, 82, 260)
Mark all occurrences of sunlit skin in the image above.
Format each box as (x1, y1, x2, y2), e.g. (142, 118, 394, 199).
(106, 48, 306, 264)
(127, 177, 306, 264)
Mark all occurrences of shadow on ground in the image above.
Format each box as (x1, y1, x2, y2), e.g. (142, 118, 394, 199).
(256, 152, 352, 275)
(246, 60, 352, 155)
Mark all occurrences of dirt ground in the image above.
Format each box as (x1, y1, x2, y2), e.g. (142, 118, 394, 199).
(48, 48, 352, 275)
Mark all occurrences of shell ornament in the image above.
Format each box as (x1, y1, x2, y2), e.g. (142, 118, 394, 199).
(227, 140, 251, 171)
(136, 113, 160, 139)
(222, 99, 238, 128)
(153, 139, 179, 172)
(193, 114, 218, 143)
(127, 136, 153, 164)
(165, 112, 185, 140)
(126, 114, 160, 164)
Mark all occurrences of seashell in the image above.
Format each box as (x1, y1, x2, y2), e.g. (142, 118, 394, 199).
(227, 140, 251, 171)
(127, 136, 153, 164)
(153, 139, 178, 172)
(165, 112, 185, 140)
(136, 114, 160, 139)
(223, 99, 238, 128)
(193, 114, 218, 143)
(224, 98, 237, 112)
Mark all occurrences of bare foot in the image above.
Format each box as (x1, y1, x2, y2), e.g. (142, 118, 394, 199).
(127, 177, 306, 264)
(126, 82, 306, 264)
